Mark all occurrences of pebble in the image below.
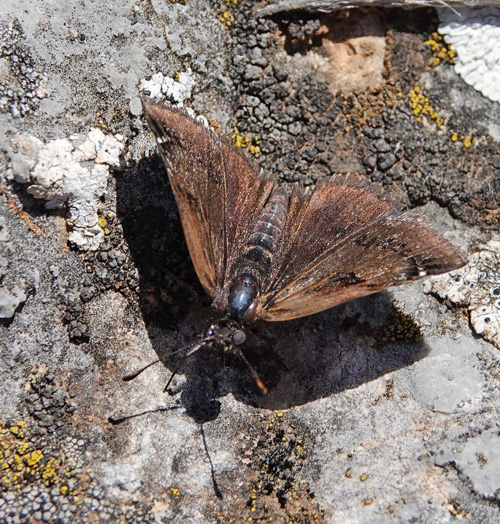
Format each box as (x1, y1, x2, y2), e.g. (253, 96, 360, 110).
(244, 65, 263, 81)
(288, 122, 302, 136)
(377, 153, 397, 171)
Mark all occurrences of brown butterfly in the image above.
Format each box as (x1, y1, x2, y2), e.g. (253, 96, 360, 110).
(139, 97, 466, 391)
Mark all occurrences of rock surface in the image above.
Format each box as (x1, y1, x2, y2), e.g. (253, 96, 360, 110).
(0, 2, 499, 523)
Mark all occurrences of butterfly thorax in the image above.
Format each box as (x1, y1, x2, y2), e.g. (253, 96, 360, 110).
(226, 189, 289, 323)
(227, 272, 259, 322)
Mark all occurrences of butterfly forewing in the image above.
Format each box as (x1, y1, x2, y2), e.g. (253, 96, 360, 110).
(142, 100, 224, 296)
(260, 177, 466, 321)
(142, 99, 275, 303)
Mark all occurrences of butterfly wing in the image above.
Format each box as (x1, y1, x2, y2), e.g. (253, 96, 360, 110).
(142, 99, 275, 301)
(259, 176, 466, 321)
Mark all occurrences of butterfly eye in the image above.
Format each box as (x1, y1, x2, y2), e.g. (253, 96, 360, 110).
(232, 330, 246, 346)
(228, 272, 259, 323)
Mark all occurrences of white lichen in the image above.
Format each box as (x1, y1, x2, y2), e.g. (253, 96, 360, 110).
(425, 240, 500, 349)
(139, 69, 196, 106)
(7, 129, 124, 251)
(439, 8, 500, 103)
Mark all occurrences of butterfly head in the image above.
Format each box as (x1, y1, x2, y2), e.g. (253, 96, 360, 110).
(204, 319, 247, 351)
(203, 318, 267, 393)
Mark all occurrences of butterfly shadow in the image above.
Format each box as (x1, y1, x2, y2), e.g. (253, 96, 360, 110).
(233, 293, 430, 410)
(115, 156, 430, 421)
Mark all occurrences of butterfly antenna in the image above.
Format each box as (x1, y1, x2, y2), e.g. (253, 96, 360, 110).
(235, 348, 268, 394)
(122, 359, 161, 381)
(124, 336, 218, 384)
(163, 337, 213, 392)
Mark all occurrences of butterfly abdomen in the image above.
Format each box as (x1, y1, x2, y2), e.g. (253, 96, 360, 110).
(240, 190, 289, 277)
(225, 190, 289, 323)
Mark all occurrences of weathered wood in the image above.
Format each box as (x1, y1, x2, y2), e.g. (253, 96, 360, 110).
(256, 0, 500, 16)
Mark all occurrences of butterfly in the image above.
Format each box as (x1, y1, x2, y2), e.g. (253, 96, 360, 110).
(139, 97, 467, 391)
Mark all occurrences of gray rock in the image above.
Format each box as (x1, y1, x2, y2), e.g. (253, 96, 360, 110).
(1, 2, 499, 523)
(0, 285, 27, 318)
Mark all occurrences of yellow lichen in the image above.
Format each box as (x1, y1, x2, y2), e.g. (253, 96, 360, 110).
(249, 144, 260, 155)
(450, 133, 475, 148)
(425, 32, 456, 69)
(219, 0, 237, 29)
(379, 311, 423, 346)
(231, 132, 249, 148)
(25, 449, 43, 467)
(42, 459, 58, 485)
(231, 131, 260, 156)
(9, 424, 22, 438)
(0, 418, 81, 495)
(16, 442, 29, 455)
(408, 86, 444, 127)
